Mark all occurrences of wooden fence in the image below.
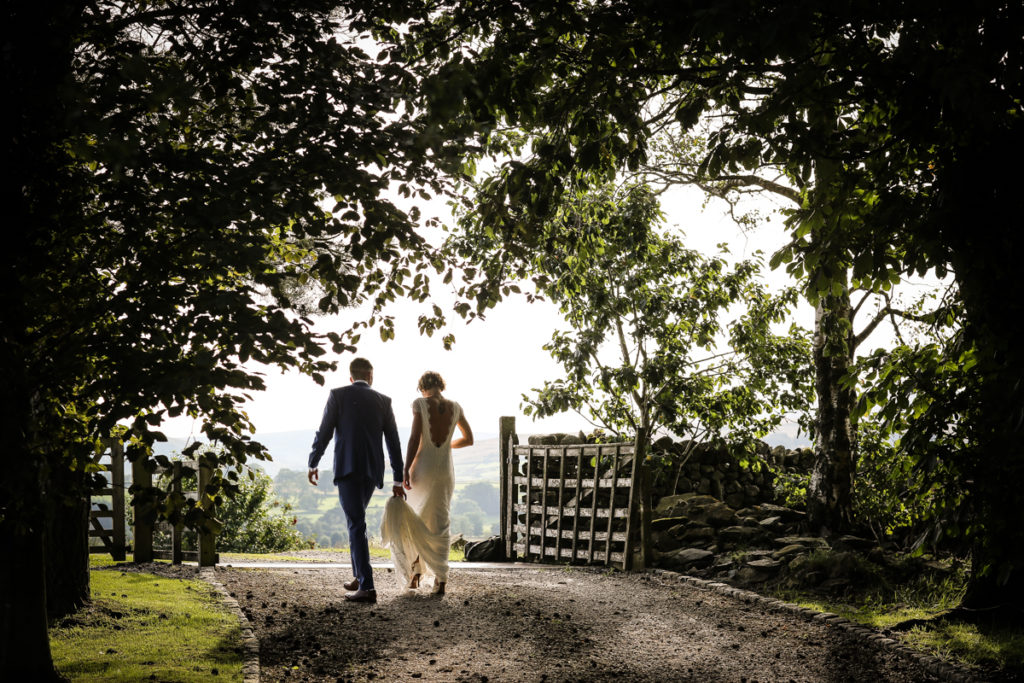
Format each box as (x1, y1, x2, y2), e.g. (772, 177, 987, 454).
(131, 454, 219, 567)
(89, 440, 126, 560)
(499, 418, 652, 570)
(88, 437, 220, 566)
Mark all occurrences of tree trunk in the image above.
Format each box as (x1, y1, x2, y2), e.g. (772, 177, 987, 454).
(45, 494, 91, 620)
(943, 135, 1024, 616)
(807, 293, 855, 534)
(0, 524, 64, 681)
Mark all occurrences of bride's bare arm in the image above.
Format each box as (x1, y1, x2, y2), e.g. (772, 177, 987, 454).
(404, 408, 422, 489)
(451, 413, 474, 449)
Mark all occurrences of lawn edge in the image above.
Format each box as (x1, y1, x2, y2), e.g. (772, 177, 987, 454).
(200, 568, 260, 683)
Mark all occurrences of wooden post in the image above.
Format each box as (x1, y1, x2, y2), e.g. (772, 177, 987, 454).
(571, 448, 583, 562)
(131, 457, 154, 563)
(171, 462, 183, 565)
(197, 460, 217, 567)
(587, 449, 599, 564)
(110, 441, 126, 561)
(524, 447, 533, 561)
(499, 416, 515, 559)
(506, 436, 519, 560)
(556, 451, 566, 561)
(625, 439, 642, 570)
(606, 446, 620, 567)
(540, 448, 549, 560)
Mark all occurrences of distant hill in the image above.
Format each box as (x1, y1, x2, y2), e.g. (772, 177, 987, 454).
(156, 428, 501, 482)
(154, 423, 809, 482)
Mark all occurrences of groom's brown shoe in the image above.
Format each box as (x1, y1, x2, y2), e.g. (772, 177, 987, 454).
(343, 578, 359, 592)
(344, 589, 377, 604)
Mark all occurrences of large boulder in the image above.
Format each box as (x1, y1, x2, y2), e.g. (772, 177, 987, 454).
(654, 494, 698, 516)
(651, 515, 689, 532)
(676, 525, 716, 546)
(651, 530, 683, 553)
(773, 536, 830, 550)
(724, 493, 746, 509)
(717, 525, 769, 548)
(690, 501, 738, 528)
(659, 547, 715, 572)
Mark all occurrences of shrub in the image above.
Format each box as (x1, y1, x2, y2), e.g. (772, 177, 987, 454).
(216, 469, 309, 553)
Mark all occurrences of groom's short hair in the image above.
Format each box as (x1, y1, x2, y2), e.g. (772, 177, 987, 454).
(350, 357, 373, 380)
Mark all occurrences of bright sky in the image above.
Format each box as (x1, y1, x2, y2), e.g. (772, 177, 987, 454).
(161, 185, 822, 442)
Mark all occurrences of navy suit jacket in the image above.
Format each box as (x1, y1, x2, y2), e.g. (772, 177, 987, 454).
(308, 381, 403, 488)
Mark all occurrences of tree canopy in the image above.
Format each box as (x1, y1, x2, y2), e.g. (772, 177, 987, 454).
(393, 0, 1024, 611)
(2, 1, 468, 676)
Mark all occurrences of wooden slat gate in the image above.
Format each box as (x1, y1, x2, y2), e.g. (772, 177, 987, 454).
(501, 420, 650, 570)
(89, 439, 126, 560)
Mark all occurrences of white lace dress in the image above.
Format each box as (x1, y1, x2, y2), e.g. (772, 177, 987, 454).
(381, 397, 459, 591)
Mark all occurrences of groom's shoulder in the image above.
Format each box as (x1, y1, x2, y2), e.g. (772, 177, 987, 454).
(342, 383, 391, 401)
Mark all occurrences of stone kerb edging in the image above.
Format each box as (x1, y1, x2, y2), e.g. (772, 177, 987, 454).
(647, 568, 981, 683)
(200, 567, 260, 683)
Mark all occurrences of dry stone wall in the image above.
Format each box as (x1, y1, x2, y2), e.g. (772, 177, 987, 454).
(526, 432, 815, 509)
(523, 433, 875, 587)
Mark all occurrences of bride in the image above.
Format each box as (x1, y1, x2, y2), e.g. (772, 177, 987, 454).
(382, 371, 473, 595)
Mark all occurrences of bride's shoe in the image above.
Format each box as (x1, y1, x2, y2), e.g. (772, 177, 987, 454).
(408, 573, 421, 589)
(432, 581, 446, 595)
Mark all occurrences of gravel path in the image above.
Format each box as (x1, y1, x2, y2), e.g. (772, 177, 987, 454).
(207, 564, 951, 682)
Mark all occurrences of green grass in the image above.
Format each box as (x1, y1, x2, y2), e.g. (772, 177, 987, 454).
(51, 569, 243, 682)
(766, 556, 1024, 677)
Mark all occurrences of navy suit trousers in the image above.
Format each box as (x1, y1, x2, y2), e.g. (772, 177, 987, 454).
(337, 475, 377, 591)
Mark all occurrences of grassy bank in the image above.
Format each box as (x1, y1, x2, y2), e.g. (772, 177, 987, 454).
(51, 568, 243, 682)
(761, 554, 1024, 679)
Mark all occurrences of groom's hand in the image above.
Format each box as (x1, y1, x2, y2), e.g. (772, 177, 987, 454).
(392, 484, 406, 499)
(308, 468, 319, 486)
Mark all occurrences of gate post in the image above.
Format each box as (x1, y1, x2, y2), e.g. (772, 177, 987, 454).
(499, 416, 515, 560)
(110, 441, 126, 561)
(171, 462, 184, 565)
(131, 457, 154, 563)
(197, 459, 217, 567)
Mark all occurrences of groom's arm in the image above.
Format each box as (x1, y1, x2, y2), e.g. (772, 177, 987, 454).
(382, 398, 404, 493)
(308, 390, 338, 484)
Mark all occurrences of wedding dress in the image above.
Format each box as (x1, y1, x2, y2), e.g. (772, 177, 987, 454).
(381, 397, 460, 591)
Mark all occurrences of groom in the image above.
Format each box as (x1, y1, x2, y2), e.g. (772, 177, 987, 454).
(308, 357, 405, 603)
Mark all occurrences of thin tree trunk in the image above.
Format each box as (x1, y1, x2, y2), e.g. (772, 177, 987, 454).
(807, 293, 855, 533)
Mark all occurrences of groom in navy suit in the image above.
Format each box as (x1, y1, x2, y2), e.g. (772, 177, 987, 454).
(308, 357, 404, 603)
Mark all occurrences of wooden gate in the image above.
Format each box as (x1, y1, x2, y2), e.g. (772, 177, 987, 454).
(90, 439, 126, 560)
(132, 456, 219, 566)
(500, 418, 651, 570)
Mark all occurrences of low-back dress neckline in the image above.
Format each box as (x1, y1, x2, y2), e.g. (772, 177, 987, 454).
(420, 396, 456, 448)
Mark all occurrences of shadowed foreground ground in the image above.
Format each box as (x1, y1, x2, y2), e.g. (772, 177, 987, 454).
(208, 564, 948, 682)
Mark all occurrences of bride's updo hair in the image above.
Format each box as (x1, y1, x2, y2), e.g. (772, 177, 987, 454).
(417, 371, 446, 392)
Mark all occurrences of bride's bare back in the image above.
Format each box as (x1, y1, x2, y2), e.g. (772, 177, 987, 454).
(423, 396, 455, 447)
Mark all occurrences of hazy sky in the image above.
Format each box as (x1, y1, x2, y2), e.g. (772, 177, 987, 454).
(161, 184, 820, 443)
